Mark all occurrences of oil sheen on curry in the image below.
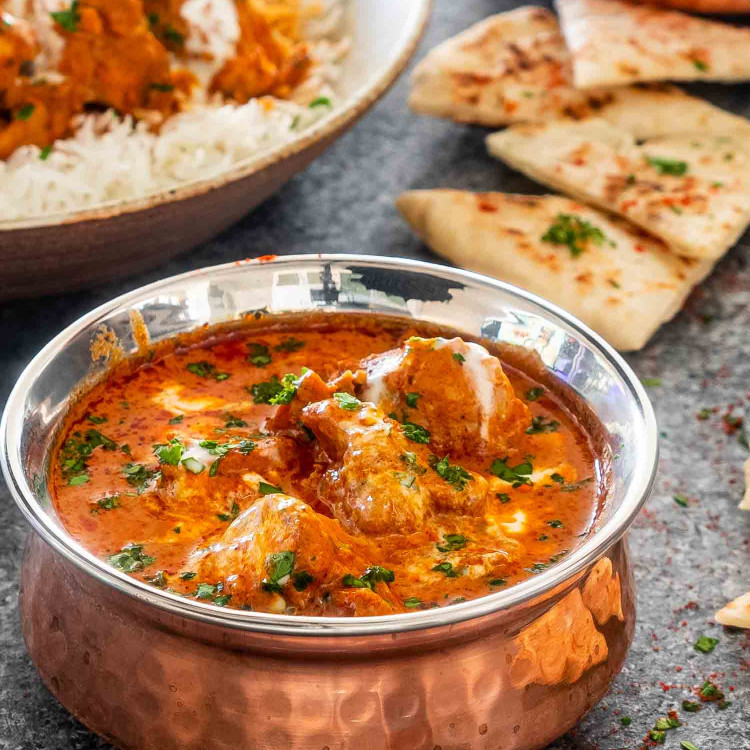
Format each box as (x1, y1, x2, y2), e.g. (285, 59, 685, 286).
(51, 316, 603, 617)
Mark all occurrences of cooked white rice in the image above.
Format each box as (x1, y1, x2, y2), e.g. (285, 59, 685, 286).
(0, 0, 349, 223)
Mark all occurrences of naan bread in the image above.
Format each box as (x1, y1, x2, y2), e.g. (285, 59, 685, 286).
(408, 6, 750, 139)
(639, 0, 750, 11)
(556, 0, 750, 88)
(716, 591, 750, 629)
(486, 120, 750, 260)
(740, 457, 750, 511)
(396, 190, 712, 351)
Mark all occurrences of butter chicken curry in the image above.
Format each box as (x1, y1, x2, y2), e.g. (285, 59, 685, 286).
(51, 315, 604, 617)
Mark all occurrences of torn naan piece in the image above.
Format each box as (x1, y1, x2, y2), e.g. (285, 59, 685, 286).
(396, 190, 712, 351)
(408, 5, 750, 139)
(740, 457, 750, 511)
(716, 591, 750, 629)
(556, 0, 750, 88)
(487, 120, 750, 260)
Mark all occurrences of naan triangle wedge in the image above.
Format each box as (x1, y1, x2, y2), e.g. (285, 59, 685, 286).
(556, 0, 750, 88)
(408, 5, 750, 139)
(487, 119, 750, 260)
(397, 189, 712, 351)
(716, 591, 750, 629)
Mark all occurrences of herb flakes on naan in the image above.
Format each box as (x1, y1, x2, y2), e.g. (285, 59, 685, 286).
(408, 5, 750, 139)
(556, 0, 750, 89)
(397, 190, 712, 351)
(487, 119, 750, 260)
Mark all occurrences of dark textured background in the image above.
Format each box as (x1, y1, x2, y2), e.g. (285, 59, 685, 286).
(1, 1, 750, 748)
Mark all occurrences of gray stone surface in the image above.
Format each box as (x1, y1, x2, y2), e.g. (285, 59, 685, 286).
(1, 1, 750, 748)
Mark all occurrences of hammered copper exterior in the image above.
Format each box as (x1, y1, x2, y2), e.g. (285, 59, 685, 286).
(21, 533, 635, 750)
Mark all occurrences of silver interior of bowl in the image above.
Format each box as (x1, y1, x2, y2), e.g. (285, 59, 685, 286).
(1, 256, 658, 636)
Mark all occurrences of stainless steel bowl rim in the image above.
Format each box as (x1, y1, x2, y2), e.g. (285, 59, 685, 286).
(0, 255, 659, 637)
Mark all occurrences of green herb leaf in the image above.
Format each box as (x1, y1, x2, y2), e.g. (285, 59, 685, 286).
(641, 377, 661, 387)
(259, 481, 282, 496)
(292, 571, 313, 591)
(342, 573, 369, 588)
(646, 156, 688, 176)
(196, 582, 218, 599)
(680, 742, 701, 750)
(692, 59, 709, 72)
(275, 337, 305, 352)
(489, 578, 506, 587)
(149, 82, 174, 92)
(649, 730, 666, 744)
(405, 392, 421, 408)
(50, 1, 79, 31)
(490, 457, 533, 487)
(39, 145, 52, 160)
(432, 562, 459, 578)
(496, 492, 511, 503)
(401, 420, 431, 444)
(69, 473, 90, 486)
(213, 594, 232, 606)
(547, 519, 564, 528)
(403, 597, 423, 608)
(309, 96, 332, 108)
(525, 387, 544, 401)
(217, 501, 240, 523)
(524, 562, 549, 574)
(169, 415, 184, 425)
(542, 214, 612, 257)
(87, 413, 107, 425)
(153, 438, 184, 466)
(673, 493, 689, 508)
(436, 533, 468, 552)
(186, 361, 230, 381)
(122, 463, 160, 494)
(681, 700, 700, 713)
(453, 352, 466, 365)
(247, 342, 272, 367)
(92, 494, 120, 512)
(620, 717, 632, 726)
(224, 414, 247, 428)
(694, 635, 719, 654)
(654, 717, 681, 731)
(181, 456, 205, 474)
(108, 543, 155, 573)
(179, 571, 197, 580)
(334, 391, 361, 411)
(430, 455, 472, 491)
(164, 24, 185, 44)
(526, 416, 559, 434)
(362, 566, 395, 586)
(262, 551, 295, 593)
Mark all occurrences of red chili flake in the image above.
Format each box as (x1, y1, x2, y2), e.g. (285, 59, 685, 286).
(722, 412, 743, 435)
(477, 199, 498, 213)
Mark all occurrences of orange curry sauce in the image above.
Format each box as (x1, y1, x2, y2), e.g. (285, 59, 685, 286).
(51, 316, 603, 617)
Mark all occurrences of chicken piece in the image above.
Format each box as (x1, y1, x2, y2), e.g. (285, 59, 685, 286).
(359, 336, 529, 459)
(0, 11, 38, 90)
(265, 368, 332, 435)
(190, 494, 397, 615)
(57, 0, 184, 118)
(301, 398, 488, 535)
(209, 0, 310, 102)
(149, 435, 316, 526)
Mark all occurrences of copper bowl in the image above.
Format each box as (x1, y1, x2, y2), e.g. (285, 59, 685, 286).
(1, 256, 658, 750)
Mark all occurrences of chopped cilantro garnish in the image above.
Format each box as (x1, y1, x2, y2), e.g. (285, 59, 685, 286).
(654, 717, 680, 730)
(334, 391, 361, 410)
(146, 570, 167, 587)
(259, 481, 282, 496)
(217, 501, 240, 523)
(149, 82, 174, 92)
(649, 730, 666, 744)
(122, 463, 160, 494)
(292, 571, 313, 591)
(181, 457, 205, 474)
(697, 408, 711, 420)
(646, 156, 688, 176)
(50, 1, 79, 31)
(692, 59, 709, 72)
(673, 493, 689, 507)
(620, 717, 632, 726)
(405, 392, 421, 408)
(262, 551, 295, 593)
(436, 533, 468, 552)
(432, 562, 459, 578)
(694, 635, 719, 654)
(91, 495, 120, 513)
(309, 96, 332, 108)
(363, 566, 395, 586)
(223, 414, 246, 428)
(641, 377, 661, 387)
(186, 361, 230, 381)
(153, 438, 184, 466)
(196, 582, 218, 599)
(489, 578, 506, 587)
(250, 376, 284, 404)
(541, 214, 612, 257)
(453, 352, 466, 365)
(39, 145, 52, 160)
(69, 473, 90, 486)
(496, 492, 510, 503)
(179, 571, 197, 580)
(87, 414, 107, 425)
(401, 419, 430, 444)
(108, 543, 155, 573)
(400, 451, 426, 475)
(547, 519, 564, 528)
(680, 742, 701, 750)
(525, 562, 549, 574)
(275, 337, 305, 352)
(168, 415, 184, 424)
(342, 573, 369, 588)
(430, 455, 472, 491)
(403, 597, 423, 608)
(213, 594, 232, 606)
(164, 24, 185, 44)
(681, 700, 700, 713)
(526, 416, 559, 434)
(247, 342, 272, 367)
(490, 457, 533, 487)
(525, 387, 544, 401)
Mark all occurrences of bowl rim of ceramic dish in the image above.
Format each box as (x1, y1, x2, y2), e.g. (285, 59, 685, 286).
(0, 0, 432, 232)
(0, 255, 659, 637)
